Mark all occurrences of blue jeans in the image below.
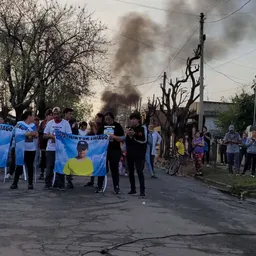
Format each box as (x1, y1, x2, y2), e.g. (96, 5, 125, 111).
(145, 149, 154, 176)
(227, 152, 240, 173)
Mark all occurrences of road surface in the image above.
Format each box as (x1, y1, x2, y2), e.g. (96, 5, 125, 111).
(0, 169, 255, 256)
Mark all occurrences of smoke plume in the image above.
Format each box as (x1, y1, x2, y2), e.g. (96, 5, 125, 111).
(101, 0, 256, 114)
(101, 13, 158, 115)
(164, 0, 256, 69)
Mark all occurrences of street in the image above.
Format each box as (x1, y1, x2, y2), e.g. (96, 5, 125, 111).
(0, 170, 256, 256)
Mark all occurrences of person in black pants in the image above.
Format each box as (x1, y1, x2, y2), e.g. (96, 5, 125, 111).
(11, 111, 38, 189)
(85, 113, 105, 187)
(38, 109, 53, 180)
(201, 126, 211, 166)
(126, 112, 147, 197)
(96, 112, 124, 194)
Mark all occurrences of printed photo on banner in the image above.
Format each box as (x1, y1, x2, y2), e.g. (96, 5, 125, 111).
(0, 124, 13, 168)
(55, 131, 109, 176)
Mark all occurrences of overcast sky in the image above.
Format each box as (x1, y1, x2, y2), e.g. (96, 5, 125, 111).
(59, 0, 256, 114)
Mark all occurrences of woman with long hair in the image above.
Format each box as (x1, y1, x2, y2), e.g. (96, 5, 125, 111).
(11, 111, 38, 189)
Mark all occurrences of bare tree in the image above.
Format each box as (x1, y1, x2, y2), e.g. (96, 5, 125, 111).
(157, 45, 201, 158)
(0, 0, 110, 120)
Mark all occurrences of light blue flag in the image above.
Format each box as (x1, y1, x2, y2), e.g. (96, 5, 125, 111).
(0, 124, 14, 168)
(55, 131, 109, 176)
(15, 123, 29, 166)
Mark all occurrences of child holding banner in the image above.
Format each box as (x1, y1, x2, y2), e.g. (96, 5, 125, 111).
(11, 111, 38, 189)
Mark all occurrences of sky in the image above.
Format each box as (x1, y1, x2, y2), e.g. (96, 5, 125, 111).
(59, 0, 256, 114)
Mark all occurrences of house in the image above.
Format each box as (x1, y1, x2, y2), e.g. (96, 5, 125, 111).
(189, 101, 233, 134)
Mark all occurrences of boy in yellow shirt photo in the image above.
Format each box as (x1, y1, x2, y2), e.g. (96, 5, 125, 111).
(175, 136, 185, 176)
(63, 141, 94, 176)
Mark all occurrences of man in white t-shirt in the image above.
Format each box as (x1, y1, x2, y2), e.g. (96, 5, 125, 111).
(43, 107, 72, 190)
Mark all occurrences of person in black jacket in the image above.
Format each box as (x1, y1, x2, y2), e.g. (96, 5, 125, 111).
(126, 112, 147, 197)
(96, 112, 124, 194)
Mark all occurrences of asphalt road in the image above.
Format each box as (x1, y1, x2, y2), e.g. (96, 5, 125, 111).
(0, 169, 256, 256)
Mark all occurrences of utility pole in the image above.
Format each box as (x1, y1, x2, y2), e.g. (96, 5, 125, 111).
(252, 76, 256, 126)
(198, 12, 205, 131)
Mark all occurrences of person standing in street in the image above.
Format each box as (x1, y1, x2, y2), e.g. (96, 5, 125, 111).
(96, 112, 125, 194)
(10, 111, 38, 189)
(126, 112, 147, 197)
(145, 124, 161, 178)
(223, 125, 241, 175)
(38, 109, 53, 180)
(192, 131, 205, 176)
(240, 132, 248, 167)
(201, 126, 211, 167)
(43, 107, 72, 190)
(84, 113, 104, 187)
(241, 128, 256, 177)
(63, 108, 77, 188)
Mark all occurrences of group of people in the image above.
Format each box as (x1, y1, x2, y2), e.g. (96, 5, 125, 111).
(174, 124, 256, 177)
(175, 126, 212, 176)
(2, 107, 163, 197)
(221, 125, 256, 177)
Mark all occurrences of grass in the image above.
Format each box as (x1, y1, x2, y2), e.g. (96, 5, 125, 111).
(202, 167, 256, 195)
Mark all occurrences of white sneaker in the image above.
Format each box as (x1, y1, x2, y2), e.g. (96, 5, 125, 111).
(5, 174, 11, 179)
(251, 175, 255, 178)
(206, 164, 210, 167)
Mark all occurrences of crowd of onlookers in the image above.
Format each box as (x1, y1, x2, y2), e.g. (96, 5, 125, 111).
(175, 124, 256, 177)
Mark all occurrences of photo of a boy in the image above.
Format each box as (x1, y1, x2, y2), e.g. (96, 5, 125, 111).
(63, 140, 94, 176)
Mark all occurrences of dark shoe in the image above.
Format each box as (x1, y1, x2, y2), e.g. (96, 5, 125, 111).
(84, 181, 94, 187)
(28, 184, 33, 190)
(10, 184, 18, 189)
(115, 187, 121, 194)
(140, 191, 145, 197)
(53, 183, 58, 188)
(44, 184, 51, 189)
(39, 174, 44, 180)
(95, 187, 103, 193)
(67, 181, 74, 189)
(128, 190, 137, 195)
(151, 175, 157, 179)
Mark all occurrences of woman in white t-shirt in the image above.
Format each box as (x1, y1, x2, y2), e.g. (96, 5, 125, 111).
(78, 121, 88, 136)
(10, 111, 38, 190)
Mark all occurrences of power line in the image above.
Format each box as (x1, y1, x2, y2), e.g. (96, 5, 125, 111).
(206, 57, 256, 71)
(206, 0, 252, 23)
(209, 48, 256, 69)
(107, 0, 252, 17)
(160, 26, 199, 76)
(109, 0, 199, 16)
(108, 28, 186, 60)
(205, 62, 248, 86)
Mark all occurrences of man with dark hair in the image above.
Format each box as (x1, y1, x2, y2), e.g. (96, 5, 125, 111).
(63, 108, 73, 122)
(126, 112, 147, 197)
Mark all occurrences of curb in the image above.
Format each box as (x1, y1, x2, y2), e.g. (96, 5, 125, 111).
(195, 176, 256, 200)
(195, 176, 232, 193)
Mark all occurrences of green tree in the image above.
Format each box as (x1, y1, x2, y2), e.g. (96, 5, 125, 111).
(215, 92, 254, 133)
